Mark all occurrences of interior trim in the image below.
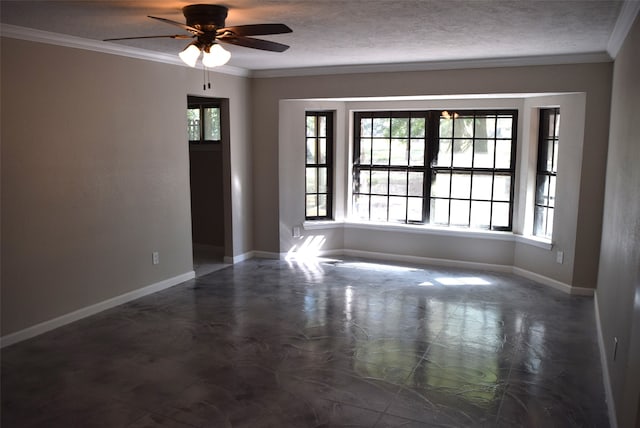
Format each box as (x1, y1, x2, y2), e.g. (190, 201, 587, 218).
(594, 292, 618, 428)
(0, 270, 196, 348)
(607, 0, 640, 58)
(0, 24, 250, 77)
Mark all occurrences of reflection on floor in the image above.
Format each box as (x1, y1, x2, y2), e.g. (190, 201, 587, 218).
(192, 245, 229, 278)
(1, 257, 609, 427)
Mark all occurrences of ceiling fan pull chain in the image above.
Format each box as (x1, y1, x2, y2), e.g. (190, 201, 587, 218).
(208, 69, 211, 90)
(202, 65, 206, 90)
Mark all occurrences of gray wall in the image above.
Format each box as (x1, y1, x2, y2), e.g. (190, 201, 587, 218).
(596, 13, 640, 428)
(1, 37, 252, 336)
(253, 63, 612, 289)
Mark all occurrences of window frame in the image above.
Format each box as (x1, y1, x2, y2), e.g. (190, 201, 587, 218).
(352, 109, 518, 231)
(187, 96, 222, 144)
(533, 108, 560, 238)
(305, 111, 334, 220)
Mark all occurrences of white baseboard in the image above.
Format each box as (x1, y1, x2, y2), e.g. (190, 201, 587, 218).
(594, 292, 617, 428)
(511, 267, 593, 296)
(0, 270, 195, 349)
(223, 251, 255, 264)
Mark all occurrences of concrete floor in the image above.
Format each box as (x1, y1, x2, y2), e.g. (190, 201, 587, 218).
(1, 257, 609, 427)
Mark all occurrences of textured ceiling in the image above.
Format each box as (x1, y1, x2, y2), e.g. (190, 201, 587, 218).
(0, 1, 625, 72)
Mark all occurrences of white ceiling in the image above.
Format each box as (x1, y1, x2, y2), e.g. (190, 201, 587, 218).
(0, 1, 631, 74)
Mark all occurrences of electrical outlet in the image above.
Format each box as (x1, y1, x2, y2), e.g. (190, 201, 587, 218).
(152, 251, 160, 265)
(556, 250, 564, 264)
(293, 226, 301, 238)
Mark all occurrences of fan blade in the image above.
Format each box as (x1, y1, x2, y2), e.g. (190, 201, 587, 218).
(148, 15, 203, 35)
(218, 23, 292, 37)
(104, 34, 194, 41)
(218, 36, 289, 52)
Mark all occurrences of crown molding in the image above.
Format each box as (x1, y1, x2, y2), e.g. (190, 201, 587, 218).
(0, 24, 250, 77)
(249, 52, 613, 78)
(607, 0, 640, 58)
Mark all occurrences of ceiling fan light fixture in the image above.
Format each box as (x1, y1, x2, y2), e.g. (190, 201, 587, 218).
(179, 43, 201, 67)
(202, 44, 231, 68)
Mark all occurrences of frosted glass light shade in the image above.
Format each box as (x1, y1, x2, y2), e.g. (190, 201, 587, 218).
(202, 44, 231, 68)
(179, 44, 201, 67)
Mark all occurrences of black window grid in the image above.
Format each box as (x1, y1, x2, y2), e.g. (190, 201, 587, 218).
(305, 111, 334, 220)
(353, 110, 518, 231)
(534, 108, 560, 238)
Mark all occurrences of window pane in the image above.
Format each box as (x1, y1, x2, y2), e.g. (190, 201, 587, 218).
(306, 195, 317, 217)
(409, 139, 425, 166)
(454, 116, 474, 138)
(318, 116, 326, 137)
(372, 139, 390, 165)
(408, 172, 423, 197)
(318, 138, 327, 164)
(391, 118, 409, 138)
(389, 171, 407, 195)
(475, 117, 496, 138)
(546, 140, 554, 171)
(534, 206, 547, 236)
(353, 194, 370, 219)
(554, 113, 561, 138)
(318, 167, 327, 193)
(536, 175, 549, 205)
(306, 138, 316, 163)
(549, 175, 556, 207)
(187, 108, 200, 141)
(359, 139, 371, 164)
(451, 173, 471, 199)
(431, 173, 451, 198)
(495, 140, 512, 168)
(373, 118, 390, 137)
(203, 107, 220, 140)
(318, 195, 327, 217)
(430, 198, 449, 225)
(360, 118, 372, 137)
(357, 170, 371, 194)
(370, 195, 388, 221)
(492, 202, 510, 228)
(306, 115, 316, 137)
(408, 197, 422, 222)
(410, 118, 426, 138)
(306, 168, 317, 192)
(547, 207, 554, 237)
(552, 139, 559, 172)
(471, 201, 491, 228)
(471, 173, 493, 200)
(371, 170, 388, 194)
(390, 139, 409, 165)
(439, 117, 453, 138)
(389, 197, 407, 222)
(496, 116, 512, 138)
(450, 200, 470, 226)
(493, 175, 511, 201)
(435, 139, 452, 167)
(452, 139, 473, 167)
(473, 140, 495, 168)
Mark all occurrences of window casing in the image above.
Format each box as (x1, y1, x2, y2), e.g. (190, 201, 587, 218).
(533, 108, 560, 238)
(353, 110, 517, 231)
(187, 96, 221, 144)
(305, 112, 334, 220)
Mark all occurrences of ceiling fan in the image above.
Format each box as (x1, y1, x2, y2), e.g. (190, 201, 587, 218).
(104, 4, 292, 68)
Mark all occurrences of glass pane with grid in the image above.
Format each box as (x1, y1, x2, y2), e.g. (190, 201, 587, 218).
(430, 112, 516, 230)
(353, 112, 428, 223)
(305, 112, 333, 220)
(534, 108, 559, 238)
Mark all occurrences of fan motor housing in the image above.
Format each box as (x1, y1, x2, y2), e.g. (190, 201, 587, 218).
(182, 4, 228, 30)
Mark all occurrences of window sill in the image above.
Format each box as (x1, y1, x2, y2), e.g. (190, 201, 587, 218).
(514, 234, 554, 250)
(304, 221, 555, 250)
(304, 220, 514, 241)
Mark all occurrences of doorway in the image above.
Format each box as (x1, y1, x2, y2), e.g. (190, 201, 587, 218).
(187, 95, 231, 277)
